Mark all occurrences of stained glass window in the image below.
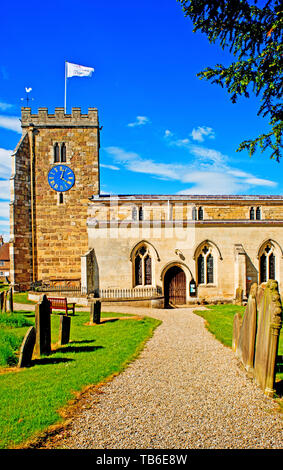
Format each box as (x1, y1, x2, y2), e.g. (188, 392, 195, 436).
(198, 255, 204, 284)
(269, 253, 275, 280)
(207, 254, 214, 284)
(144, 255, 152, 285)
(134, 246, 152, 286)
(135, 256, 142, 285)
(260, 254, 267, 283)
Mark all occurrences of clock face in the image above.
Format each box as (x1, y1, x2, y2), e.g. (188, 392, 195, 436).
(48, 165, 75, 192)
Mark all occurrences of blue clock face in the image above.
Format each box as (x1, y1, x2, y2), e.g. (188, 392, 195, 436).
(48, 165, 75, 192)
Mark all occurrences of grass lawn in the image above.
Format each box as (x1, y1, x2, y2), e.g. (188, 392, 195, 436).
(0, 308, 161, 449)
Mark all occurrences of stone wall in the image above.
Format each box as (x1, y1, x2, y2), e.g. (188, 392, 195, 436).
(10, 132, 33, 290)
(10, 107, 100, 289)
(87, 221, 283, 302)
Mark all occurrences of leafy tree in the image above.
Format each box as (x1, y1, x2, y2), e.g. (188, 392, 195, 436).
(178, 0, 282, 162)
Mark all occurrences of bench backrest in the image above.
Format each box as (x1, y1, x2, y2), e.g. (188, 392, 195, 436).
(48, 297, 67, 307)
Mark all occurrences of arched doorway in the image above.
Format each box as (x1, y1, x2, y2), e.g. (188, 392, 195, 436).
(164, 266, 186, 306)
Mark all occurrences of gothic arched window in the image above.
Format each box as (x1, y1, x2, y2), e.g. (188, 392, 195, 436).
(250, 207, 255, 220)
(197, 245, 214, 285)
(260, 244, 275, 283)
(54, 143, 60, 163)
(139, 206, 144, 221)
(192, 207, 197, 220)
(132, 207, 137, 220)
(256, 206, 261, 220)
(134, 245, 152, 286)
(61, 143, 66, 162)
(198, 207, 204, 220)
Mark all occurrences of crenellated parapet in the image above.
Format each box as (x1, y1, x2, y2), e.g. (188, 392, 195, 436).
(21, 107, 99, 129)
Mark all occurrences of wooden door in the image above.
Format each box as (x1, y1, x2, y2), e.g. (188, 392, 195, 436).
(164, 266, 186, 306)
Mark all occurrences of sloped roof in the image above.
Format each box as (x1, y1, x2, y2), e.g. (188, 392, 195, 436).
(0, 243, 9, 261)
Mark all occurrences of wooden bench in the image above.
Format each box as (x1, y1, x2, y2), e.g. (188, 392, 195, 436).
(48, 297, 75, 316)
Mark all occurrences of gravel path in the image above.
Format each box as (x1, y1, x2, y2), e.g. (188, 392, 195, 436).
(41, 306, 282, 449)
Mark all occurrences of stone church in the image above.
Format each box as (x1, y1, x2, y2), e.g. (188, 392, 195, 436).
(9, 107, 283, 305)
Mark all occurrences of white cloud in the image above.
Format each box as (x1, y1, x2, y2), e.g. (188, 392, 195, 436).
(170, 138, 191, 148)
(244, 177, 276, 187)
(0, 102, 13, 111)
(0, 179, 10, 200)
(0, 201, 9, 219)
(164, 129, 173, 138)
(0, 148, 12, 179)
(127, 116, 150, 127)
(100, 163, 120, 171)
(191, 126, 215, 142)
(189, 144, 228, 166)
(0, 115, 21, 133)
(104, 145, 277, 195)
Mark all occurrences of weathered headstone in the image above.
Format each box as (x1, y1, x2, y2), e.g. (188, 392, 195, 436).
(59, 315, 71, 345)
(18, 326, 36, 368)
(90, 300, 101, 324)
(234, 287, 243, 306)
(7, 287, 13, 313)
(1, 291, 7, 313)
(235, 283, 258, 372)
(0, 291, 4, 312)
(254, 280, 282, 397)
(232, 312, 242, 353)
(34, 295, 51, 357)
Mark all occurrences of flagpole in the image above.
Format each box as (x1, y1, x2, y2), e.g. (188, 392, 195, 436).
(64, 61, 67, 113)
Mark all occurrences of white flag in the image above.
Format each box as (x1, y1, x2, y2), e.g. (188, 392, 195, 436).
(66, 62, 94, 78)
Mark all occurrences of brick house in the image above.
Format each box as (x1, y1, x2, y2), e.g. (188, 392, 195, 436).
(0, 239, 10, 279)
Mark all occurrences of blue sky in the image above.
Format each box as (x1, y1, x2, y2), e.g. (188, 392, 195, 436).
(0, 0, 281, 241)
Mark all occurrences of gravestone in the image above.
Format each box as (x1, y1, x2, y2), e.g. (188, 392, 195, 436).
(7, 287, 13, 313)
(90, 300, 101, 324)
(1, 291, 7, 313)
(18, 326, 36, 368)
(232, 312, 242, 353)
(59, 315, 71, 345)
(254, 280, 282, 397)
(234, 287, 243, 306)
(34, 295, 51, 357)
(0, 291, 4, 312)
(235, 283, 258, 372)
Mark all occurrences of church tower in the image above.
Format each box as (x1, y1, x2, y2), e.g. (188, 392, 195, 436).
(10, 107, 100, 290)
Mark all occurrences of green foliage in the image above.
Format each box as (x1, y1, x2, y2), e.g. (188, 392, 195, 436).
(0, 331, 22, 366)
(0, 314, 34, 366)
(178, 0, 282, 161)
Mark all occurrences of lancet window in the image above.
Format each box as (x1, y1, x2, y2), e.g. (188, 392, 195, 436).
(134, 245, 152, 286)
(197, 245, 214, 285)
(54, 142, 67, 163)
(260, 244, 275, 283)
